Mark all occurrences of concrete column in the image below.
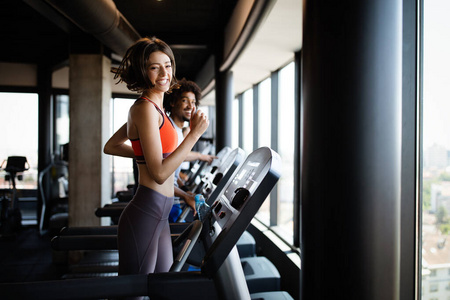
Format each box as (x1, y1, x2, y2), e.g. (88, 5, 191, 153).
(301, 0, 402, 299)
(68, 54, 111, 227)
(37, 64, 53, 228)
(215, 69, 234, 151)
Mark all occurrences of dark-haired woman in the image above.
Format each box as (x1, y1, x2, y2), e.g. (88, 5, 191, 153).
(104, 37, 209, 281)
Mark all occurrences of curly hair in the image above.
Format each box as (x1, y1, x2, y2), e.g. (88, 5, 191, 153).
(164, 78, 202, 114)
(111, 37, 178, 93)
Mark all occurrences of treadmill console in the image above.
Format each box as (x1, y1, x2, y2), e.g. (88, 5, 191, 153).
(202, 147, 281, 276)
(210, 151, 276, 227)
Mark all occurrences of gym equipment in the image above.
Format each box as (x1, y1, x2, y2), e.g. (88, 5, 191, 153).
(52, 146, 279, 295)
(182, 143, 215, 188)
(38, 159, 69, 236)
(54, 229, 259, 277)
(251, 291, 294, 300)
(0, 147, 281, 300)
(93, 146, 232, 218)
(94, 147, 245, 223)
(51, 148, 245, 250)
(51, 223, 192, 251)
(190, 146, 233, 194)
(242, 256, 280, 294)
(54, 147, 245, 248)
(237, 230, 256, 258)
(0, 156, 29, 238)
(179, 147, 245, 222)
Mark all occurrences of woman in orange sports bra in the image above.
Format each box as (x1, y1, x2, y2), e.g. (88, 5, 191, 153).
(104, 37, 209, 292)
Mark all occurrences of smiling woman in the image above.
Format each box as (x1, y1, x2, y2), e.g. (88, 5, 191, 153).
(104, 37, 210, 289)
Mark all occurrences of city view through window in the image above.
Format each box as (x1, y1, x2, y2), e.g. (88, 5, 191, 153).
(421, 0, 450, 298)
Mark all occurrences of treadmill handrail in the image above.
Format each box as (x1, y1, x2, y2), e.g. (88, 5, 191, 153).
(170, 220, 202, 272)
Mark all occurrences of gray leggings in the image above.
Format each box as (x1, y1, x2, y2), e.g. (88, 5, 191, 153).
(118, 185, 174, 277)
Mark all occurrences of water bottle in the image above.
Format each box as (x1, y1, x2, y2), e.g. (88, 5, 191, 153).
(195, 194, 210, 221)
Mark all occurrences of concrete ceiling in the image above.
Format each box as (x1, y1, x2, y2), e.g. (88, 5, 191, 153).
(202, 0, 302, 105)
(0, 0, 302, 106)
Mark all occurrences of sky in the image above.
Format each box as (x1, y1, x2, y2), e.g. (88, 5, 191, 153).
(423, 0, 450, 149)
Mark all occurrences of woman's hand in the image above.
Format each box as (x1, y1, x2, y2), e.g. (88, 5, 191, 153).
(199, 154, 218, 164)
(189, 107, 209, 139)
(183, 191, 197, 214)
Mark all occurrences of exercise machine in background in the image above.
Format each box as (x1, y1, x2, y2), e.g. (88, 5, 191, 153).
(38, 155, 69, 236)
(0, 156, 29, 238)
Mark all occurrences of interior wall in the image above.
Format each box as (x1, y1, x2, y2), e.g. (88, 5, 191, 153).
(223, 0, 255, 61)
(0, 61, 136, 95)
(0, 62, 37, 87)
(52, 66, 136, 95)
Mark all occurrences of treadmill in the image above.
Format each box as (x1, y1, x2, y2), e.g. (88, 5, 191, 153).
(0, 147, 281, 300)
(93, 146, 237, 222)
(50, 148, 245, 257)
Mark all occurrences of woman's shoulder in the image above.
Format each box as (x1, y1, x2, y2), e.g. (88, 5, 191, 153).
(131, 98, 157, 113)
(130, 99, 162, 125)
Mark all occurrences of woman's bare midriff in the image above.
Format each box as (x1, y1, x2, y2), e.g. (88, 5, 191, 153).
(137, 164, 175, 197)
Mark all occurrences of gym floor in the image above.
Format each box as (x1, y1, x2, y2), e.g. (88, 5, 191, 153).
(0, 225, 67, 283)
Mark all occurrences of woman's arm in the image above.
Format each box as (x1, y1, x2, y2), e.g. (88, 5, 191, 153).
(182, 124, 217, 164)
(103, 123, 135, 158)
(174, 187, 196, 212)
(184, 152, 218, 164)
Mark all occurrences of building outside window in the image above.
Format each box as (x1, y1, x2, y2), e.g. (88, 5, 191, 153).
(422, 0, 450, 299)
(430, 284, 439, 293)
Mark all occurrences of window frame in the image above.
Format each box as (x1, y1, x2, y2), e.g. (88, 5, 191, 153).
(234, 58, 301, 249)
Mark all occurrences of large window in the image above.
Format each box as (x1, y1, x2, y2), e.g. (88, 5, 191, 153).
(421, 0, 450, 299)
(234, 61, 297, 245)
(0, 92, 38, 190)
(109, 97, 134, 196)
(258, 78, 271, 148)
(232, 97, 240, 149)
(242, 89, 253, 155)
(276, 62, 295, 243)
(255, 78, 272, 225)
(55, 94, 69, 158)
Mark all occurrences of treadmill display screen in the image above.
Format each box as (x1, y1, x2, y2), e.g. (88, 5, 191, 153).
(224, 160, 261, 201)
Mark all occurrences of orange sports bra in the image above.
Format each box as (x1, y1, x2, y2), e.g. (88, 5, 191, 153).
(130, 97, 178, 163)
